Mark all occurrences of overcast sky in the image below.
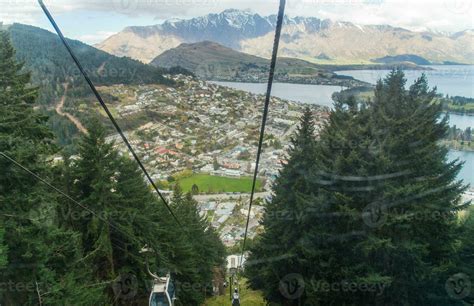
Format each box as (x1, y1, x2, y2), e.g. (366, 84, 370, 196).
(1, 0, 473, 44)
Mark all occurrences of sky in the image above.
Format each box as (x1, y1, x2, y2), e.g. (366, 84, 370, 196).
(1, 0, 473, 44)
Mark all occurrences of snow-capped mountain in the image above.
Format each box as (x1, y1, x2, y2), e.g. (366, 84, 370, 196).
(96, 9, 474, 64)
(126, 9, 276, 50)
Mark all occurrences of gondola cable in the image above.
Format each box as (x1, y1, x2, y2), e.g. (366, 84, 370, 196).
(0, 151, 147, 255)
(0, 151, 158, 288)
(1, 151, 175, 303)
(37, 0, 181, 227)
(239, 0, 287, 271)
(36, 0, 286, 294)
(1, 152, 116, 227)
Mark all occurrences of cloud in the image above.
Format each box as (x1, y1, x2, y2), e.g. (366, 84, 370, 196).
(1, 0, 472, 38)
(313, 0, 473, 32)
(0, 0, 44, 25)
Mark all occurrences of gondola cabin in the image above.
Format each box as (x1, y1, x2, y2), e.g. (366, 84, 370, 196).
(149, 274, 175, 306)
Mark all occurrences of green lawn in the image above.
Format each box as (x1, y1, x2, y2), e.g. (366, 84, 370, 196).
(177, 174, 262, 194)
(445, 103, 474, 114)
(203, 278, 266, 306)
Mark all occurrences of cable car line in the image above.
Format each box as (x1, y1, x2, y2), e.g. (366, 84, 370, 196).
(37, 0, 181, 227)
(0, 152, 176, 305)
(1, 151, 160, 291)
(2, 151, 172, 302)
(35, 0, 287, 300)
(239, 0, 287, 270)
(0, 151, 148, 259)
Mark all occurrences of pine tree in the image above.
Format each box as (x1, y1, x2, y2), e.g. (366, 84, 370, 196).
(168, 184, 226, 305)
(299, 72, 466, 305)
(0, 29, 53, 304)
(457, 207, 474, 304)
(364, 70, 467, 305)
(64, 119, 119, 283)
(0, 29, 103, 305)
(61, 119, 158, 302)
(246, 107, 318, 304)
(247, 72, 467, 306)
(298, 71, 465, 305)
(60, 120, 226, 304)
(0, 28, 225, 305)
(0, 228, 6, 269)
(298, 96, 382, 305)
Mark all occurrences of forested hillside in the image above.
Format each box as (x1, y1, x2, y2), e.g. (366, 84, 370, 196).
(3, 23, 177, 102)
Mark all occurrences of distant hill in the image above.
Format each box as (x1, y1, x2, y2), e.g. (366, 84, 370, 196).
(150, 41, 368, 87)
(97, 9, 474, 65)
(3, 23, 176, 102)
(372, 54, 432, 65)
(151, 41, 268, 76)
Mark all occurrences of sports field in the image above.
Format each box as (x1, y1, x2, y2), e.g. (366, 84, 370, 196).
(178, 174, 262, 194)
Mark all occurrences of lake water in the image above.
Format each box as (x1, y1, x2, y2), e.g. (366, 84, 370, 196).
(448, 150, 474, 188)
(338, 65, 474, 98)
(445, 113, 474, 130)
(213, 66, 474, 186)
(339, 66, 474, 186)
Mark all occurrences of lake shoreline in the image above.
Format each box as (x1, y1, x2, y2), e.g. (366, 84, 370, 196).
(338, 65, 474, 98)
(213, 69, 474, 186)
(445, 111, 474, 117)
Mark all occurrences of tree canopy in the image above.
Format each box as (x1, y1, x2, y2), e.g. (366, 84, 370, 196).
(0, 29, 225, 305)
(246, 71, 470, 305)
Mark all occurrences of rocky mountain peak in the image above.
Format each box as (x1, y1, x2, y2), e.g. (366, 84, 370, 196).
(97, 9, 474, 64)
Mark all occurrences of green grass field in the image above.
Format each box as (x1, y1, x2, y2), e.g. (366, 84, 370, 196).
(203, 278, 266, 306)
(445, 103, 474, 114)
(177, 174, 262, 194)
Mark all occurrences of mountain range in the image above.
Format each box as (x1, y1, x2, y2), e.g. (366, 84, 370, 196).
(97, 9, 474, 65)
